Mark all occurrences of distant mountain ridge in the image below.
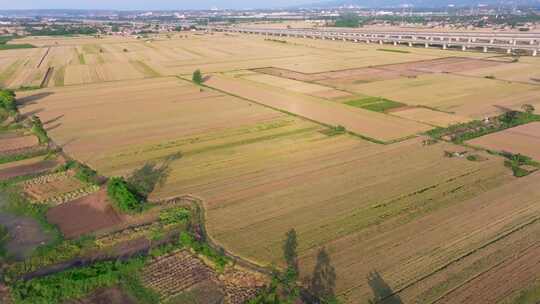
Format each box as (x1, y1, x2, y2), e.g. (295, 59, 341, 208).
(306, 0, 540, 8)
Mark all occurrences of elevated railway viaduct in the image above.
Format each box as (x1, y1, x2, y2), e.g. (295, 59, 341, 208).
(205, 26, 540, 56)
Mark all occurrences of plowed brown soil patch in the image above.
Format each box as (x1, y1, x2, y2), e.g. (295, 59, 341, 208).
(0, 159, 59, 181)
(0, 136, 39, 154)
(379, 57, 506, 74)
(46, 189, 124, 239)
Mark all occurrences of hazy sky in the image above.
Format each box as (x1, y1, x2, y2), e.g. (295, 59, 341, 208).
(0, 0, 317, 10)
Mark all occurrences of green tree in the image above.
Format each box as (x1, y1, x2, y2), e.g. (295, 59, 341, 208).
(0, 89, 18, 118)
(30, 115, 50, 144)
(192, 69, 203, 84)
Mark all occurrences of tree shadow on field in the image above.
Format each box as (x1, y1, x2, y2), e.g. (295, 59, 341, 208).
(367, 271, 403, 304)
(45, 123, 62, 132)
(17, 92, 54, 107)
(127, 152, 182, 199)
(20, 108, 44, 120)
(303, 247, 337, 303)
(43, 114, 64, 126)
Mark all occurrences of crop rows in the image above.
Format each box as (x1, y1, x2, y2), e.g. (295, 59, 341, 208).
(21, 170, 72, 186)
(32, 184, 100, 205)
(142, 250, 216, 300)
(221, 269, 267, 304)
(95, 222, 162, 248)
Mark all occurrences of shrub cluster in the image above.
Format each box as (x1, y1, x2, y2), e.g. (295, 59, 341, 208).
(428, 110, 540, 143)
(107, 177, 144, 213)
(159, 207, 191, 225)
(192, 69, 203, 84)
(30, 116, 50, 144)
(10, 257, 155, 304)
(502, 152, 539, 177)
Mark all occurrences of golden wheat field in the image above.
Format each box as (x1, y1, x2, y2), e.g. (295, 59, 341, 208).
(10, 32, 540, 303)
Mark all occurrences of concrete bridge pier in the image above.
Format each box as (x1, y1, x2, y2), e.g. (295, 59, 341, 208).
(393, 41, 397, 46)
(462, 45, 467, 51)
(507, 48, 512, 54)
(425, 43, 429, 48)
(379, 40, 383, 45)
(408, 42, 413, 47)
(483, 46, 488, 53)
(533, 49, 538, 56)
(443, 44, 447, 50)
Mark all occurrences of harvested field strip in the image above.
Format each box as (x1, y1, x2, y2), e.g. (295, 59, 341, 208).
(204, 74, 431, 142)
(349, 73, 540, 119)
(312, 171, 539, 302)
(130, 60, 160, 77)
(53, 66, 65, 86)
(99, 118, 320, 176)
(433, 227, 540, 304)
(0, 59, 22, 86)
(391, 107, 471, 127)
(17, 77, 287, 173)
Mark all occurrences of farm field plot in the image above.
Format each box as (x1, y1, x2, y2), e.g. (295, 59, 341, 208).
(0, 135, 38, 154)
(0, 156, 62, 181)
(7, 32, 540, 304)
(142, 250, 267, 303)
(467, 122, 540, 160)
(46, 189, 124, 239)
(458, 57, 540, 85)
(21, 171, 98, 205)
(240, 72, 353, 99)
(179, 136, 512, 301)
(391, 107, 471, 127)
(349, 73, 540, 118)
(204, 74, 432, 141)
(18, 77, 285, 168)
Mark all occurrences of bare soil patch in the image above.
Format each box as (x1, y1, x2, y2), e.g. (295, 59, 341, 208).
(0, 159, 59, 181)
(0, 136, 39, 155)
(379, 57, 506, 74)
(467, 122, 540, 160)
(46, 189, 124, 239)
